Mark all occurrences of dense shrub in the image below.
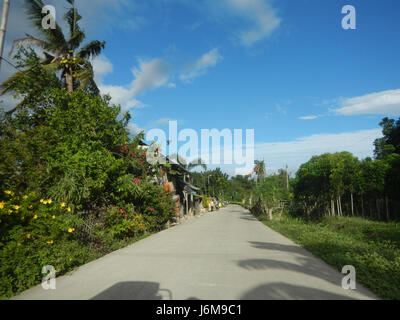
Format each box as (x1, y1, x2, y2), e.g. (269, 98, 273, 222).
(0, 48, 176, 299)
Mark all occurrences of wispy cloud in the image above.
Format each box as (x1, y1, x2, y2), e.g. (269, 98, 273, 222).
(254, 129, 382, 171)
(224, 0, 281, 46)
(94, 56, 173, 114)
(334, 89, 400, 116)
(127, 122, 145, 136)
(299, 115, 319, 120)
(276, 104, 287, 115)
(131, 59, 172, 96)
(180, 48, 223, 82)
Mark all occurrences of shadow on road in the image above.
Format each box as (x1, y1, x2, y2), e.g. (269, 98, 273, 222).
(249, 241, 306, 254)
(240, 217, 258, 221)
(238, 241, 377, 299)
(237, 257, 341, 284)
(91, 281, 173, 300)
(240, 282, 356, 300)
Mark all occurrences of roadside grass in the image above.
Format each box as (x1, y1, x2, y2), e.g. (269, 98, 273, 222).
(0, 232, 154, 300)
(257, 214, 400, 300)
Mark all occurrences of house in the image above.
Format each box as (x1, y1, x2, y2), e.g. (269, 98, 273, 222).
(138, 142, 203, 222)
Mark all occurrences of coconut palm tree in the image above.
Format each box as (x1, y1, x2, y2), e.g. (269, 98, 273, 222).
(254, 160, 266, 183)
(2, 0, 105, 102)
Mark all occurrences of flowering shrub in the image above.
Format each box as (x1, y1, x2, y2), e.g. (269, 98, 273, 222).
(0, 190, 80, 247)
(99, 204, 147, 239)
(135, 183, 175, 231)
(0, 190, 88, 298)
(0, 50, 176, 299)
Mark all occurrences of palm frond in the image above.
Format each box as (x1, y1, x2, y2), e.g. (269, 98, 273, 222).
(67, 30, 85, 51)
(64, 5, 84, 47)
(0, 70, 30, 95)
(77, 41, 106, 59)
(9, 36, 52, 56)
(24, 0, 66, 50)
(41, 61, 62, 73)
(74, 60, 94, 90)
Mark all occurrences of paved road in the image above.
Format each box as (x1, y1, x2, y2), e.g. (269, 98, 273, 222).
(13, 205, 377, 300)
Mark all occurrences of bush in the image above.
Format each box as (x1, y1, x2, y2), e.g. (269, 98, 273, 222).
(0, 49, 177, 299)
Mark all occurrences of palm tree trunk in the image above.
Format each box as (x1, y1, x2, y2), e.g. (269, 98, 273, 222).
(65, 66, 74, 92)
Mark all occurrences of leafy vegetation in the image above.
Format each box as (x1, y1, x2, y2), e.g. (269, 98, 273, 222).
(0, 1, 175, 299)
(260, 215, 400, 300)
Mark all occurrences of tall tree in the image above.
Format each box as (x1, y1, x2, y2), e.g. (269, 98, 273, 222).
(254, 160, 266, 183)
(1, 0, 105, 114)
(374, 117, 400, 159)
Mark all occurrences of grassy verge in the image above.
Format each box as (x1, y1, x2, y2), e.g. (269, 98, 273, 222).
(257, 214, 400, 300)
(0, 232, 154, 300)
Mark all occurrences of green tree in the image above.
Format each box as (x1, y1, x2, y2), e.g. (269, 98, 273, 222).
(2, 0, 105, 115)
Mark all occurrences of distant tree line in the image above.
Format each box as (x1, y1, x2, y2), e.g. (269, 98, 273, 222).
(292, 117, 400, 220)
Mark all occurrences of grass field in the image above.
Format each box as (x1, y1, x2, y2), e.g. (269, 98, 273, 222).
(257, 214, 400, 300)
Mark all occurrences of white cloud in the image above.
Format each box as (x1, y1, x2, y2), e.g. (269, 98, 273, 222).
(299, 115, 319, 120)
(335, 89, 400, 116)
(131, 59, 171, 96)
(95, 57, 172, 114)
(254, 129, 382, 171)
(127, 122, 145, 136)
(92, 55, 113, 83)
(180, 48, 223, 82)
(224, 0, 281, 46)
(155, 118, 174, 125)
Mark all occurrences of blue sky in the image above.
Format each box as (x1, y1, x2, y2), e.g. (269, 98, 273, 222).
(3, 0, 400, 175)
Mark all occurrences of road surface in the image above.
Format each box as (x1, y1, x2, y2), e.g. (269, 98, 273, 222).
(12, 205, 377, 300)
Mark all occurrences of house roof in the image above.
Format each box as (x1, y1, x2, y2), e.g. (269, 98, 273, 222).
(183, 181, 201, 194)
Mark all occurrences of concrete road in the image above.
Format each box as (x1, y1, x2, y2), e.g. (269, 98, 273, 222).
(12, 205, 378, 300)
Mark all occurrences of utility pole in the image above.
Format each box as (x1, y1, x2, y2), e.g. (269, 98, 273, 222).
(0, 0, 10, 75)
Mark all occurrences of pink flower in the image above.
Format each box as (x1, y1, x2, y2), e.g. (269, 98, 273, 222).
(134, 178, 140, 184)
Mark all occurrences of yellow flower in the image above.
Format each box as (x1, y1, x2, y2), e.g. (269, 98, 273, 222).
(47, 199, 53, 204)
(40, 199, 45, 203)
(47, 240, 54, 244)
(52, 215, 55, 219)
(29, 205, 33, 209)
(60, 202, 66, 208)
(23, 195, 28, 200)
(13, 205, 21, 210)
(66, 207, 71, 212)
(8, 210, 12, 214)
(0, 201, 5, 209)
(26, 234, 31, 239)
(33, 215, 38, 219)
(4, 190, 12, 195)
(68, 228, 73, 233)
